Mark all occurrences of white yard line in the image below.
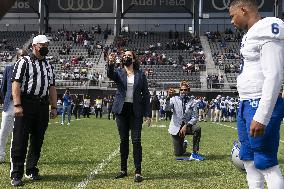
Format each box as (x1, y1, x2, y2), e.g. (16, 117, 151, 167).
(214, 122, 284, 143)
(74, 147, 120, 189)
(47, 119, 120, 188)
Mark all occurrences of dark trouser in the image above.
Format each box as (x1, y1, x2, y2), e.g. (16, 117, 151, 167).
(83, 107, 90, 118)
(10, 96, 49, 179)
(108, 108, 115, 120)
(116, 102, 143, 174)
(171, 124, 201, 156)
(165, 111, 172, 121)
(95, 107, 102, 118)
(73, 105, 81, 119)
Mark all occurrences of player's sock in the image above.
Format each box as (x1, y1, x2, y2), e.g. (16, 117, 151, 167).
(243, 161, 264, 189)
(260, 165, 284, 189)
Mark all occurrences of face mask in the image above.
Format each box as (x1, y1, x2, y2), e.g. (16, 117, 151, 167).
(39, 47, 49, 56)
(123, 57, 133, 67)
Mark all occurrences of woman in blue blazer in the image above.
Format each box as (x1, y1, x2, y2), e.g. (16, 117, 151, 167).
(107, 50, 151, 182)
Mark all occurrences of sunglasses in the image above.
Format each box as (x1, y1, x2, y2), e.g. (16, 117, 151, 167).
(180, 89, 188, 91)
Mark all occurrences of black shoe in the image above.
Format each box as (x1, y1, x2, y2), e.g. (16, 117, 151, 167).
(25, 173, 42, 180)
(115, 171, 127, 179)
(134, 174, 143, 182)
(11, 178, 24, 187)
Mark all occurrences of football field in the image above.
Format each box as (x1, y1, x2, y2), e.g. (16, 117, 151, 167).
(1, 117, 284, 189)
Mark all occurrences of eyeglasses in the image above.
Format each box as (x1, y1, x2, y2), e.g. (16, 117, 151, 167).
(180, 89, 187, 91)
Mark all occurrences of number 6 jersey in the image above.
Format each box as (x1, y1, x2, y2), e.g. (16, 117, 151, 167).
(237, 17, 284, 125)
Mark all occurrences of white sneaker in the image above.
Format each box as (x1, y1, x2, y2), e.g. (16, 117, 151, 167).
(0, 156, 5, 163)
(61, 122, 64, 125)
(67, 122, 70, 126)
(183, 140, 189, 147)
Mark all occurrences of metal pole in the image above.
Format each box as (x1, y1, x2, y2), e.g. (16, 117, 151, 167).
(44, 0, 49, 33)
(115, 0, 122, 36)
(193, 0, 200, 36)
(39, 0, 44, 34)
(274, 0, 283, 18)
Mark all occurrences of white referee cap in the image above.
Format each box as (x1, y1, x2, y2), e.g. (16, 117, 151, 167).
(32, 35, 49, 45)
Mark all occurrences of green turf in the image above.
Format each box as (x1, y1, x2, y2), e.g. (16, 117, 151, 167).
(0, 117, 283, 188)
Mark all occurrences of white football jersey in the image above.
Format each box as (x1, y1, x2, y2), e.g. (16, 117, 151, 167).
(238, 17, 284, 125)
(238, 17, 284, 99)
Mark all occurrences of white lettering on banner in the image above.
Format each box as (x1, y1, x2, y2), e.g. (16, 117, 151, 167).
(131, 0, 185, 6)
(212, 0, 264, 11)
(57, 0, 104, 11)
(12, 1, 30, 9)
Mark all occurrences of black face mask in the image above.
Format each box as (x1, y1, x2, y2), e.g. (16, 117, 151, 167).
(39, 47, 49, 56)
(123, 57, 133, 67)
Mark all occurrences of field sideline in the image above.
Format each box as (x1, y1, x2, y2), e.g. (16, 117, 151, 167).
(1, 117, 284, 189)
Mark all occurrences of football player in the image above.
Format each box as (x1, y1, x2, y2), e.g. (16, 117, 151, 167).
(229, 0, 284, 188)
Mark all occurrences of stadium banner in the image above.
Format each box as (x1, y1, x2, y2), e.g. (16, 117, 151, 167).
(203, 0, 273, 13)
(8, 0, 114, 13)
(8, 0, 38, 13)
(123, 0, 193, 13)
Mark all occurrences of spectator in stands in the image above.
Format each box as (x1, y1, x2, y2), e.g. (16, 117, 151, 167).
(206, 75, 212, 89)
(66, 44, 71, 55)
(71, 56, 78, 65)
(107, 50, 151, 182)
(0, 49, 27, 163)
(219, 75, 224, 88)
(178, 55, 183, 65)
(61, 89, 72, 125)
(168, 81, 204, 160)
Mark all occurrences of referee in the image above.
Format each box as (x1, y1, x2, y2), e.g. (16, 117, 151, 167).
(10, 35, 57, 187)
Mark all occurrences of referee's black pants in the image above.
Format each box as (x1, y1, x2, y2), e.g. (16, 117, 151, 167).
(10, 97, 49, 179)
(116, 102, 143, 174)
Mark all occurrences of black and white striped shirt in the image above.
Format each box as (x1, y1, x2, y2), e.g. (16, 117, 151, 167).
(11, 54, 55, 97)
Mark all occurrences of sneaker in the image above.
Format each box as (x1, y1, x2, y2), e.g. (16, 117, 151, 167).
(0, 156, 5, 163)
(11, 178, 23, 187)
(134, 174, 143, 182)
(60, 122, 64, 125)
(25, 173, 42, 180)
(190, 152, 204, 161)
(183, 140, 189, 147)
(67, 122, 70, 126)
(115, 171, 127, 179)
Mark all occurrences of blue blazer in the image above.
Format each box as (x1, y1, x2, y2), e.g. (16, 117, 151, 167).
(107, 64, 151, 118)
(1, 65, 13, 112)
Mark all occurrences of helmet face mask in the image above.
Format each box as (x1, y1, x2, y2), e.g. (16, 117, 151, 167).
(231, 141, 245, 171)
